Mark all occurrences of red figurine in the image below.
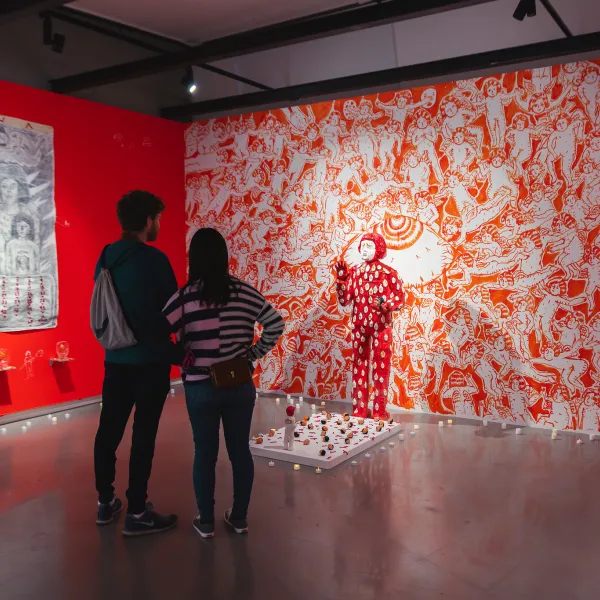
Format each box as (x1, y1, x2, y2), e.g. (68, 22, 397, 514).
(335, 232, 404, 419)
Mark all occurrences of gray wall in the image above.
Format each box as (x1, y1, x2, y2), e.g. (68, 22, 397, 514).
(0, 12, 188, 117)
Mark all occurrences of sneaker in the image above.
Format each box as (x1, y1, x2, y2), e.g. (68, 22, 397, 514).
(122, 502, 178, 537)
(224, 509, 248, 535)
(193, 517, 215, 539)
(96, 498, 123, 525)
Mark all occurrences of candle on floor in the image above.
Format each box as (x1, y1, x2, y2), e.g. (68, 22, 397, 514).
(551, 431, 558, 440)
(389, 442, 395, 447)
(287, 394, 291, 401)
(26, 421, 32, 427)
(65, 413, 71, 419)
(483, 420, 489, 427)
(170, 389, 175, 397)
(413, 424, 419, 430)
(447, 419, 453, 425)
(21, 426, 27, 432)
(516, 428, 522, 435)
(269, 461, 275, 467)
(438, 421, 444, 428)
(47, 414, 52, 420)
(315, 468, 322, 474)
(351, 460, 358, 466)
(577, 439, 583, 445)
(299, 396, 304, 403)
(399, 434, 405, 441)
(590, 434, 596, 441)
(275, 398, 280, 404)
(1, 428, 6, 434)
(410, 431, 416, 437)
(501, 423, 507, 430)
(364, 453, 371, 458)
(293, 464, 300, 471)
(321, 402, 326, 407)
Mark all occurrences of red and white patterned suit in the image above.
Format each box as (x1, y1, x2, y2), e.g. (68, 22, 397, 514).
(336, 233, 405, 419)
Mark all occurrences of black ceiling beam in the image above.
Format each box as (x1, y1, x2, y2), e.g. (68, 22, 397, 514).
(46, 6, 271, 91)
(1, 0, 71, 22)
(49, 0, 497, 93)
(160, 31, 600, 120)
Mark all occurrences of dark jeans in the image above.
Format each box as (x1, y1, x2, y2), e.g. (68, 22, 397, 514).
(185, 380, 255, 523)
(94, 362, 170, 514)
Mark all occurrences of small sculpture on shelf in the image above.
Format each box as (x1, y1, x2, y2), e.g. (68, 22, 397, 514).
(50, 341, 74, 366)
(0, 348, 15, 372)
(283, 405, 296, 451)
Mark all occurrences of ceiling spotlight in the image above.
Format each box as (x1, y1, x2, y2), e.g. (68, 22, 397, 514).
(42, 14, 66, 54)
(182, 67, 198, 95)
(513, 0, 536, 21)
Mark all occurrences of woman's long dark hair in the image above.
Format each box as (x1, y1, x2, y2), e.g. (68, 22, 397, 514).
(187, 228, 237, 307)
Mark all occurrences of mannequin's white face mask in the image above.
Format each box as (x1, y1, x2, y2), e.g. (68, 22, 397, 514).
(360, 240, 376, 262)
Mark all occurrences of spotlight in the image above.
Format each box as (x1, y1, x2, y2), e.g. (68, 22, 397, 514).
(513, 0, 536, 21)
(42, 15, 66, 54)
(182, 67, 198, 95)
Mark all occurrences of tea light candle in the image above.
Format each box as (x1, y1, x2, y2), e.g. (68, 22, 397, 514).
(501, 423, 507, 430)
(65, 413, 71, 419)
(170, 389, 175, 397)
(447, 419, 453, 425)
(315, 468, 322, 474)
(21, 426, 27, 432)
(1, 428, 6, 434)
(296, 403, 300, 409)
(52, 418, 57, 424)
(351, 460, 358, 465)
(399, 433, 405, 441)
(551, 431, 558, 440)
(275, 398, 280, 403)
(47, 414, 53, 420)
(410, 431, 416, 437)
(389, 442, 395, 447)
(483, 419, 489, 427)
(299, 396, 304, 403)
(321, 402, 326, 407)
(590, 434, 596, 441)
(311, 404, 316, 411)
(293, 464, 300, 471)
(269, 461, 275, 467)
(413, 424, 419, 430)
(287, 394, 291, 401)
(26, 421, 32, 427)
(438, 421, 444, 428)
(515, 428, 522, 435)
(380, 447, 386, 452)
(364, 453, 371, 458)
(577, 439, 583, 445)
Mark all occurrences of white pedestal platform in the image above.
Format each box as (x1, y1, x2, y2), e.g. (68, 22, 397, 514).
(250, 412, 402, 469)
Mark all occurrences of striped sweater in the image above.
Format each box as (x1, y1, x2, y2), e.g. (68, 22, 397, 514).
(163, 277, 284, 383)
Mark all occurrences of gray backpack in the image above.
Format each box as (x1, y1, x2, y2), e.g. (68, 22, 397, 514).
(90, 246, 137, 350)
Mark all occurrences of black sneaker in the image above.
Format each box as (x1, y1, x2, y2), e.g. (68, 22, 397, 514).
(224, 509, 248, 534)
(193, 517, 215, 539)
(96, 498, 123, 525)
(122, 502, 178, 537)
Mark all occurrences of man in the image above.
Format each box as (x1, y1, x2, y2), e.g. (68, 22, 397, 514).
(94, 190, 180, 536)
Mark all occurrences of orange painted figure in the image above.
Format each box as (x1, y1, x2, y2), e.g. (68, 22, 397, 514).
(335, 233, 405, 419)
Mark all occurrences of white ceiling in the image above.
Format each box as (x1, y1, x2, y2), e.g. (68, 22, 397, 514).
(70, 0, 354, 43)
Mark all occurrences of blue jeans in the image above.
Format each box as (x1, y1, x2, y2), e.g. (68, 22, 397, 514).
(185, 380, 256, 523)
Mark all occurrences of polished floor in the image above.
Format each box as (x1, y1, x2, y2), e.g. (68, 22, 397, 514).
(1, 389, 599, 600)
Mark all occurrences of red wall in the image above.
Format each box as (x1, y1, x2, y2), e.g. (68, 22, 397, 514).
(0, 80, 186, 417)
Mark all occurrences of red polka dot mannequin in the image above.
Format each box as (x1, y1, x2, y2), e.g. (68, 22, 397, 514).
(335, 233, 405, 419)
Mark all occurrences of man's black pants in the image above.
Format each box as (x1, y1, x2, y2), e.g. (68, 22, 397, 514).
(94, 362, 171, 514)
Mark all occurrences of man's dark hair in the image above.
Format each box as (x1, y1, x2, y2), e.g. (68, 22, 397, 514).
(117, 190, 165, 233)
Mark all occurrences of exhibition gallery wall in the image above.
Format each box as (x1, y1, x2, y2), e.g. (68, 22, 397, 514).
(0, 79, 187, 417)
(185, 59, 600, 433)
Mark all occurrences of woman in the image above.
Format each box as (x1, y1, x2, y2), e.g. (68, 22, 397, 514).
(163, 228, 284, 539)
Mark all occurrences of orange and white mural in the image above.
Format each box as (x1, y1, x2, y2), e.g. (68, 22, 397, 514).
(185, 59, 600, 433)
